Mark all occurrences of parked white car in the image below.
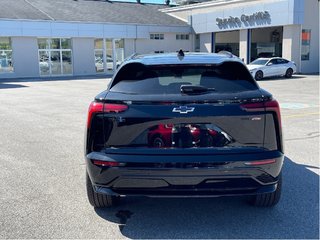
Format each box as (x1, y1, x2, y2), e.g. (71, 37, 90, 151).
(247, 57, 296, 80)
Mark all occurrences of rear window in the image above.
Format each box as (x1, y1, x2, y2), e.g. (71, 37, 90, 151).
(110, 62, 257, 94)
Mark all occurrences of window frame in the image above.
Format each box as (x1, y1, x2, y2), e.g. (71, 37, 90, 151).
(94, 38, 125, 73)
(37, 38, 73, 76)
(150, 33, 164, 40)
(176, 34, 190, 41)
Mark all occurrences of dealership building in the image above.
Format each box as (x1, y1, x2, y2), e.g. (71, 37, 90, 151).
(0, 0, 319, 79)
(162, 0, 319, 73)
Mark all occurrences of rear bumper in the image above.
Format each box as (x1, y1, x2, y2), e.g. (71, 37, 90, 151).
(86, 150, 283, 197)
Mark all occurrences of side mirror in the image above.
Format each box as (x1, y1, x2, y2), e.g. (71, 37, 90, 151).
(266, 62, 272, 66)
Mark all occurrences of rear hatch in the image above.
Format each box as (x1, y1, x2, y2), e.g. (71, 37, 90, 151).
(95, 62, 279, 154)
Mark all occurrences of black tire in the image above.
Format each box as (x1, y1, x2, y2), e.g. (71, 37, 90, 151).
(86, 172, 119, 208)
(152, 136, 165, 148)
(255, 71, 264, 80)
(285, 68, 293, 78)
(249, 173, 282, 207)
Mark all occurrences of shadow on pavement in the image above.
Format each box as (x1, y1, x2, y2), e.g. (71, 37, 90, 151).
(0, 75, 112, 84)
(257, 75, 306, 82)
(0, 83, 28, 89)
(95, 156, 319, 239)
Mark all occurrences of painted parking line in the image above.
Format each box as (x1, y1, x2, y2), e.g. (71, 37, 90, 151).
(282, 112, 319, 119)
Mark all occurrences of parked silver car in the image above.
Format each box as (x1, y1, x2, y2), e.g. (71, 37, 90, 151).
(247, 57, 297, 80)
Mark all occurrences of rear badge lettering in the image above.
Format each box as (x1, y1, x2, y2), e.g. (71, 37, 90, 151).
(251, 117, 262, 121)
(172, 106, 195, 114)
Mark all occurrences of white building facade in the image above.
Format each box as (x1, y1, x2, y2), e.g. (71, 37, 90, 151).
(0, 0, 193, 79)
(0, 20, 192, 78)
(162, 0, 319, 73)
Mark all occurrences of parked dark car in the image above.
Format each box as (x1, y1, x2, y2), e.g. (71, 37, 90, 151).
(85, 51, 284, 208)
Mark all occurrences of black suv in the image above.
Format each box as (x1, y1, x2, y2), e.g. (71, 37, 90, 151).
(85, 52, 283, 208)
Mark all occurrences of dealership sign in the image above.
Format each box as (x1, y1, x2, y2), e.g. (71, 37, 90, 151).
(216, 11, 270, 28)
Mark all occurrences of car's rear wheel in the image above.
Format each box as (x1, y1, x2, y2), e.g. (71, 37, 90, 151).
(285, 68, 293, 78)
(255, 71, 264, 80)
(152, 136, 165, 148)
(249, 173, 282, 207)
(86, 172, 119, 208)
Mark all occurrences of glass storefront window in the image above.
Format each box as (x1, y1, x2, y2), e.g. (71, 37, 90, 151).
(115, 39, 124, 49)
(94, 38, 125, 73)
(38, 38, 72, 75)
(115, 39, 124, 68)
(106, 48, 113, 71)
(301, 29, 311, 61)
(61, 39, 71, 49)
(39, 50, 50, 76)
(0, 37, 11, 50)
(250, 27, 283, 62)
(38, 38, 50, 49)
(105, 39, 112, 50)
(215, 30, 240, 57)
(106, 39, 114, 72)
(94, 39, 104, 73)
(0, 37, 14, 73)
(95, 50, 104, 72)
(94, 39, 103, 49)
(51, 51, 61, 75)
(62, 51, 72, 74)
(51, 39, 61, 49)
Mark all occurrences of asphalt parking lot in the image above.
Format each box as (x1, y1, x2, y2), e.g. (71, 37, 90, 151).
(0, 74, 319, 239)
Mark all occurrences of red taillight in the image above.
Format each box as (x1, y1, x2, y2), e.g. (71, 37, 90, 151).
(265, 100, 282, 129)
(92, 160, 120, 167)
(244, 159, 276, 166)
(104, 103, 128, 113)
(241, 100, 282, 129)
(87, 101, 128, 128)
(87, 102, 104, 128)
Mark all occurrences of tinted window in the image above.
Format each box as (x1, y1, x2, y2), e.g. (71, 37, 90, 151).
(269, 59, 278, 65)
(111, 62, 257, 94)
(250, 59, 268, 65)
(277, 59, 289, 64)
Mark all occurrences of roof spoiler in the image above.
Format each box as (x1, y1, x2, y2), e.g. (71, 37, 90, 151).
(217, 51, 236, 58)
(124, 53, 139, 62)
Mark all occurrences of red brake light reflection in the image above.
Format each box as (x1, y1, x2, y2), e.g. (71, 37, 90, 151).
(244, 159, 276, 166)
(104, 103, 128, 113)
(92, 160, 120, 167)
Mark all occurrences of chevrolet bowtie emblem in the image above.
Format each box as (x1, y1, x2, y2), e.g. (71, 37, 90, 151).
(172, 106, 195, 114)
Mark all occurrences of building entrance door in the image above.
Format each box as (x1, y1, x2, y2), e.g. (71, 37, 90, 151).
(250, 27, 283, 62)
(214, 30, 240, 57)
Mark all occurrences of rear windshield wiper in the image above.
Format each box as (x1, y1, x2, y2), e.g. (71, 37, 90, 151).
(180, 85, 215, 95)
